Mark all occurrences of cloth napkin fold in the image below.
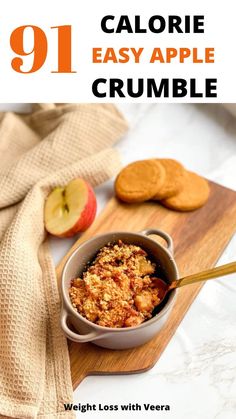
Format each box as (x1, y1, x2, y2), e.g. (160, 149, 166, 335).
(0, 104, 128, 418)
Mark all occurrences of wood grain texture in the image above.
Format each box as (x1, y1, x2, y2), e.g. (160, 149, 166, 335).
(56, 181, 236, 389)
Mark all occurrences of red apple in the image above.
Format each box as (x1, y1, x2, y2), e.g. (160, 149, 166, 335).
(44, 178, 97, 237)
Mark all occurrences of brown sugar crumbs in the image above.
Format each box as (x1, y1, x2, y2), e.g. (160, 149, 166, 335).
(69, 240, 161, 328)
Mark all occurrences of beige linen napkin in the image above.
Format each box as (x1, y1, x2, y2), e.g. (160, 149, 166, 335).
(0, 104, 128, 418)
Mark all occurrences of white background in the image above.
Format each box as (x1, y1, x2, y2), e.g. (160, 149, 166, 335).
(1, 0, 236, 414)
(74, 103, 236, 419)
(3, 103, 235, 419)
(0, 0, 236, 102)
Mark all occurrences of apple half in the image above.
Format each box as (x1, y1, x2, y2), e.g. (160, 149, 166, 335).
(44, 178, 97, 237)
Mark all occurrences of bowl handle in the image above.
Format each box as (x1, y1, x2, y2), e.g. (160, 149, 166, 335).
(140, 229, 174, 254)
(61, 310, 108, 343)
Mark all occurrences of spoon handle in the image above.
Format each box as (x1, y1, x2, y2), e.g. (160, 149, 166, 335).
(170, 261, 236, 289)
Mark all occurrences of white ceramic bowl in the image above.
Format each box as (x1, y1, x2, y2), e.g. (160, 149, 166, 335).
(61, 229, 178, 349)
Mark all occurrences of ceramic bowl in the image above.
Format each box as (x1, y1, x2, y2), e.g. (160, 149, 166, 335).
(61, 229, 178, 349)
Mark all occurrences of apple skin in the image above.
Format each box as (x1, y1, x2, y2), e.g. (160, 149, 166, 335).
(58, 183, 97, 238)
(44, 178, 97, 238)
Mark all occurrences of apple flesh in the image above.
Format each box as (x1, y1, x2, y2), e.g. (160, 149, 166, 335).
(44, 178, 97, 237)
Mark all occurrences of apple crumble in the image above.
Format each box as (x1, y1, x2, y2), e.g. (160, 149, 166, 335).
(69, 240, 162, 328)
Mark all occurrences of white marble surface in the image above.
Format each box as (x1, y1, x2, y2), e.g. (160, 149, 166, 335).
(2, 103, 236, 419)
(74, 104, 236, 419)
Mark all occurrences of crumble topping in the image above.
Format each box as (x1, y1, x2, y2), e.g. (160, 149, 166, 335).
(69, 240, 161, 328)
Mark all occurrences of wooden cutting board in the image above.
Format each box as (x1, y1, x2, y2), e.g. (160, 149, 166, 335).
(56, 181, 236, 389)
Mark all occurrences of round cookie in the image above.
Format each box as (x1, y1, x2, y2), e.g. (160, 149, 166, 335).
(115, 160, 166, 203)
(152, 159, 186, 199)
(162, 171, 210, 211)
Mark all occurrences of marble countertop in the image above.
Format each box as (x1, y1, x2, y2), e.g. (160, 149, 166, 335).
(2, 103, 235, 419)
(74, 104, 236, 419)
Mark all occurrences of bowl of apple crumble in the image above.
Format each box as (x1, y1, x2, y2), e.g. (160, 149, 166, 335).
(61, 229, 178, 349)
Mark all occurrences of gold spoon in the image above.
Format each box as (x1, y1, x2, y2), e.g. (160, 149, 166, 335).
(154, 261, 236, 303)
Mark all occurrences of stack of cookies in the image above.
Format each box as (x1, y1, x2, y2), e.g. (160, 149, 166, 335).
(115, 159, 210, 211)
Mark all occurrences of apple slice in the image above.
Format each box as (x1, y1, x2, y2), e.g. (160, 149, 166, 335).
(44, 178, 97, 237)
